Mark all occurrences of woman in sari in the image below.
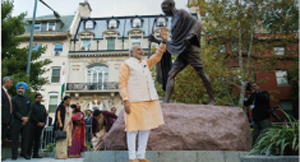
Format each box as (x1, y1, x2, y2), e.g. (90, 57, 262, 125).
(64, 104, 87, 158)
(53, 96, 71, 159)
(91, 110, 118, 151)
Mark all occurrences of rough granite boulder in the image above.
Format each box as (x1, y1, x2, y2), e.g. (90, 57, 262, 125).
(104, 103, 252, 150)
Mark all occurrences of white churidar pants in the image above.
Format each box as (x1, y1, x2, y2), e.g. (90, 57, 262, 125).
(126, 130, 150, 160)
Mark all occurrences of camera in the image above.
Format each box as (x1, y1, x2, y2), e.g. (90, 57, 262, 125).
(246, 82, 253, 91)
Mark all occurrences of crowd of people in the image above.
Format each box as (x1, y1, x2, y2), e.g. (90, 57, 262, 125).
(1, 30, 275, 162)
(1, 76, 119, 160)
(1, 78, 50, 160)
(1, 2, 276, 161)
(52, 97, 119, 159)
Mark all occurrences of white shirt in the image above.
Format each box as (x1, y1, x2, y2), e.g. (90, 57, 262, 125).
(2, 86, 8, 92)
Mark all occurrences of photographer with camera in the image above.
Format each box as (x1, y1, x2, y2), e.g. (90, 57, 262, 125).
(244, 82, 272, 139)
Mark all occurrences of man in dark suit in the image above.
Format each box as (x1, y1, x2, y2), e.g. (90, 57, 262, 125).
(1, 76, 13, 159)
(11, 82, 32, 160)
(28, 93, 47, 158)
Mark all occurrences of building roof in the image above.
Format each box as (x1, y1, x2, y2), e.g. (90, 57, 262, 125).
(25, 14, 75, 33)
(73, 13, 199, 40)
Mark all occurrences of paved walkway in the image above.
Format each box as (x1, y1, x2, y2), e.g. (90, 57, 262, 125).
(2, 157, 84, 162)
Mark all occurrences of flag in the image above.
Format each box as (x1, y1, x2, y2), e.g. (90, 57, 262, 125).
(60, 66, 66, 101)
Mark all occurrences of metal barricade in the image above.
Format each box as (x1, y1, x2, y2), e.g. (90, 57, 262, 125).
(40, 126, 55, 151)
(40, 125, 92, 151)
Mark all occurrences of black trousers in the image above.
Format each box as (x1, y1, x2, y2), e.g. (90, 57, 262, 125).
(2, 123, 9, 146)
(28, 124, 43, 156)
(253, 118, 272, 139)
(11, 123, 30, 157)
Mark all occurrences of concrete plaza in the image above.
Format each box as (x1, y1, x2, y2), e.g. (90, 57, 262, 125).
(2, 157, 84, 162)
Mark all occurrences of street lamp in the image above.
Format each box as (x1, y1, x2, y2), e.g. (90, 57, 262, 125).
(26, 0, 61, 76)
(39, 0, 61, 18)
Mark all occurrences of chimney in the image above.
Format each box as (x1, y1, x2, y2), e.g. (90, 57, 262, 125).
(78, 1, 92, 17)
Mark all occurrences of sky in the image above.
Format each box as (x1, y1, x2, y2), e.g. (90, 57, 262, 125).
(12, 0, 189, 18)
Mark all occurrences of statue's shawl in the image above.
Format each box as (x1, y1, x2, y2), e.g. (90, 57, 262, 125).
(166, 9, 201, 55)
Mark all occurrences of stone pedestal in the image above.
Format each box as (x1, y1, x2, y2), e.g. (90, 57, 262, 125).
(105, 103, 252, 150)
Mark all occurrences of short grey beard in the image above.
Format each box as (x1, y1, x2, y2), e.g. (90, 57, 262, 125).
(17, 91, 24, 96)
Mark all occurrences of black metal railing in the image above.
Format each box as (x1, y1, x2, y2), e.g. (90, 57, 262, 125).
(40, 125, 92, 151)
(66, 82, 118, 91)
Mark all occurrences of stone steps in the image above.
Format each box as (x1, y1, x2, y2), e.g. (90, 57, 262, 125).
(83, 150, 248, 162)
(241, 156, 299, 162)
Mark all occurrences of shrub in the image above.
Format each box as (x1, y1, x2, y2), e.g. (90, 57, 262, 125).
(250, 109, 298, 155)
(45, 143, 56, 152)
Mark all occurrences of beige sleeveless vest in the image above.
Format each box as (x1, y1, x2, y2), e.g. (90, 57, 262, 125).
(125, 58, 159, 102)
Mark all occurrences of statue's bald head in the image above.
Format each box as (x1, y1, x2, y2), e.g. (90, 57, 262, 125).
(161, 0, 176, 16)
(162, 0, 175, 6)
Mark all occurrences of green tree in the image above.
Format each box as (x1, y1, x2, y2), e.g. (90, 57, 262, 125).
(153, 38, 238, 106)
(194, 0, 299, 107)
(1, 0, 52, 100)
(286, 60, 299, 102)
(264, 0, 299, 35)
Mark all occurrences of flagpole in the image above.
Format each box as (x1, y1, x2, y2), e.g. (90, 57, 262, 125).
(60, 65, 66, 101)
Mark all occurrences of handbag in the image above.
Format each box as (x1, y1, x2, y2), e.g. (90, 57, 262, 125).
(55, 129, 66, 140)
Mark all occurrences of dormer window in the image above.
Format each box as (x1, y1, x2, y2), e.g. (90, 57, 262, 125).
(47, 22, 56, 31)
(157, 17, 166, 27)
(133, 18, 142, 28)
(85, 20, 94, 29)
(109, 19, 117, 29)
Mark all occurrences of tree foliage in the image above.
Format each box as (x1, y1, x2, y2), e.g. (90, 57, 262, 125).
(287, 60, 299, 102)
(153, 38, 240, 106)
(196, 0, 298, 106)
(155, 0, 299, 107)
(1, 0, 52, 100)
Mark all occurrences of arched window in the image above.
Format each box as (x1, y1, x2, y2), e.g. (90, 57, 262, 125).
(85, 20, 94, 29)
(87, 65, 109, 84)
(109, 19, 117, 29)
(133, 18, 142, 28)
(157, 17, 166, 27)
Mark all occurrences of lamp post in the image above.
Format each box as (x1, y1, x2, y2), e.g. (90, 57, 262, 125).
(26, 0, 61, 76)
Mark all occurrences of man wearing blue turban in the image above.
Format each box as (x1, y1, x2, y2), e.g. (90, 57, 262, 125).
(11, 82, 32, 160)
(15, 82, 28, 92)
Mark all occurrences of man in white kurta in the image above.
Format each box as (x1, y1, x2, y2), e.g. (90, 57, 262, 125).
(119, 27, 168, 162)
